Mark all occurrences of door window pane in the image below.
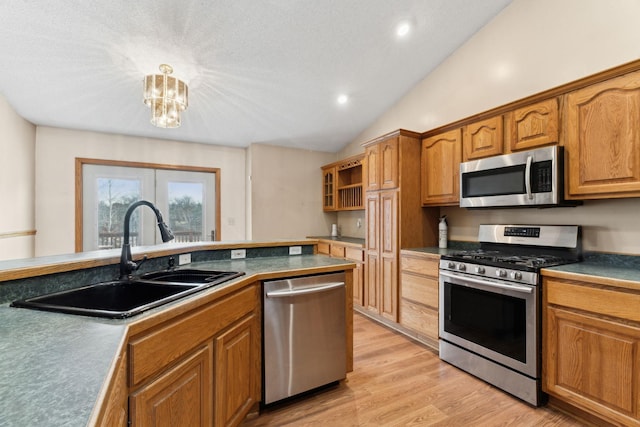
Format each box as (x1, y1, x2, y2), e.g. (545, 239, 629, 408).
(97, 178, 141, 249)
(167, 182, 204, 242)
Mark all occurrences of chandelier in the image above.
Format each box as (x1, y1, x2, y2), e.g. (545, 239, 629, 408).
(143, 64, 188, 128)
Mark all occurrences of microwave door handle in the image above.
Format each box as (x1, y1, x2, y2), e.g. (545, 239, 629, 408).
(525, 155, 533, 199)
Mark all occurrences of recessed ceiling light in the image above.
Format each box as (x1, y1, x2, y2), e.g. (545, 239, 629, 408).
(337, 94, 349, 105)
(396, 22, 411, 38)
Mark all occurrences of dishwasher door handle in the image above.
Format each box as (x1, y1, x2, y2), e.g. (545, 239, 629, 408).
(266, 282, 344, 298)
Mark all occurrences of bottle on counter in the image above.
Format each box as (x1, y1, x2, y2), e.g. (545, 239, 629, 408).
(331, 223, 338, 237)
(439, 215, 448, 249)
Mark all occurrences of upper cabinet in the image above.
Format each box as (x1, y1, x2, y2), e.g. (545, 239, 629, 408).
(505, 98, 559, 152)
(421, 128, 462, 206)
(322, 154, 364, 211)
(322, 166, 336, 211)
(462, 115, 503, 161)
(365, 136, 399, 191)
(564, 69, 640, 199)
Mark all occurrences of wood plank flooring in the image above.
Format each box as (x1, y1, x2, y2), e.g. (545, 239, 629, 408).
(243, 313, 588, 426)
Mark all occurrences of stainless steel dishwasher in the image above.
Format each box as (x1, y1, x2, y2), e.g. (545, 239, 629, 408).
(263, 272, 346, 405)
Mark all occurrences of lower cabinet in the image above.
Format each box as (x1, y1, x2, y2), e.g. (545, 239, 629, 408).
(398, 250, 439, 348)
(127, 284, 261, 427)
(316, 239, 365, 307)
(214, 314, 259, 427)
(543, 276, 640, 426)
(130, 345, 213, 426)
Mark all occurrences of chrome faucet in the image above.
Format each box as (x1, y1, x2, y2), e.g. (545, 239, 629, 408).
(120, 200, 174, 279)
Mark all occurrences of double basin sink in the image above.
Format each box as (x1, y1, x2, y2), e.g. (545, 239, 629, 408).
(11, 269, 245, 319)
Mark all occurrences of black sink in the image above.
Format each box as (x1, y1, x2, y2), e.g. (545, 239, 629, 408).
(140, 269, 244, 284)
(11, 270, 245, 319)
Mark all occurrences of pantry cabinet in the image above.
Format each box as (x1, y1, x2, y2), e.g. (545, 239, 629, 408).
(421, 128, 462, 206)
(564, 69, 640, 199)
(462, 115, 503, 161)
(363, 130, 439, 323)
(543, 275, 640, 426)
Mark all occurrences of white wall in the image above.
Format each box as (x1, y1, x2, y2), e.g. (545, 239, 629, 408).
(248, 143, 336, 240)
(34, 127, 247, 256)
(0, 96, 36, 260)
(339, 0, 640, 254)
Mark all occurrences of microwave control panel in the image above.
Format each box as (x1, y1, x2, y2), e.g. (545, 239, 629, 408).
(531, 160, 552, 192)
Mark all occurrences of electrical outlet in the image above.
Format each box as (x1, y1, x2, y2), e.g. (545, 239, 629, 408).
(356, 218, 362, 228)
(178, 253, 191, 265)
(231, 249, 246, 259)
(289, 246, 302, 255)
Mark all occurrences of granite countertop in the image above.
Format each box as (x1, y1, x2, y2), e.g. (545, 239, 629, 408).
(0, 254, 354, 427)
(543, 253, 640, 290)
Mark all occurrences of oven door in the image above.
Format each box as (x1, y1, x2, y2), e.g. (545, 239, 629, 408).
(439, 269, 538, 378)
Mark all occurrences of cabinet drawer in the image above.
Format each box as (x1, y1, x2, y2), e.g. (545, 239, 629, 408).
(129, 285, 258, 387)
(344, 247, 364, 262)
(400, 255, 439, 277)
(401, 272, 438, 308)
(545, 278, 640, 323)
(400, 299, 438, 341)
(317, 242, 330, 255)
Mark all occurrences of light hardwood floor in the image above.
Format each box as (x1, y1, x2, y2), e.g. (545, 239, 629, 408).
(243, 313, 588, 426)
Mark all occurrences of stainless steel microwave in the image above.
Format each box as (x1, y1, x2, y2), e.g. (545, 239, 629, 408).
(459, 146, 580, 208)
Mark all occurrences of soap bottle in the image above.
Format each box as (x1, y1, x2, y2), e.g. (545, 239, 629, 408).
(439, 215, 448, 249)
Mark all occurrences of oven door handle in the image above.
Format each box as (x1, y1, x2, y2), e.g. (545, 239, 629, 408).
(440, 270, 534, 294)
(525, 154, 533, 199)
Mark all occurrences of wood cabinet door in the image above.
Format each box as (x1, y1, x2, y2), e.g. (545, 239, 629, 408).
(506, 98, 558, 152)
(214, 314, 260, 427)
(130, 345, 212, 427)
(565, 70, 640, 199)
(421, 128, 462, 206)
(379, 137, 399, 189)
(322, 166, 336, 211)
(463, 115, 503, 161)
(364, 144, 380, 191)
(545, 306, 640, 426)
(379, 190, 398, 322)
(365, 193, 380, 312)
(352, 262, 364, 307)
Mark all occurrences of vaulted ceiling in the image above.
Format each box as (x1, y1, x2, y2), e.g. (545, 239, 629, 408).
(0, 0, 512, 152)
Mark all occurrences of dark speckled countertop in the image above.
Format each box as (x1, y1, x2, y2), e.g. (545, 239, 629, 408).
(0, 254, 354, 427)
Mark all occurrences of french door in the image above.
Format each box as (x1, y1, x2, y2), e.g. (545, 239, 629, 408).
(81, 162, 217, 252)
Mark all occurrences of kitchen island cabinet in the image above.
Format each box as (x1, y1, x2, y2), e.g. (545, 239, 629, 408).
(542, 267, 640, 427)
(0, 244, 355, 427)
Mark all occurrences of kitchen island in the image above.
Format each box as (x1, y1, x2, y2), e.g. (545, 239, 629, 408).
(0, 241, 355, 426)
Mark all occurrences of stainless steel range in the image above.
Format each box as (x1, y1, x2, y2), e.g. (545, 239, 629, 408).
(438, 224, 581, 406)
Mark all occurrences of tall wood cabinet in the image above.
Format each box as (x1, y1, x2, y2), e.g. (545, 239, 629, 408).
(363, 130, 439, 322)
(564, 69, 640, 199)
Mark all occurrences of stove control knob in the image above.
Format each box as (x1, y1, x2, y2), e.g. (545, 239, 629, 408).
(457, 263, 466, 271)
(496, 269, 507, 278)
(474, 266, 485, 274)
(447, 262, 456, 269)
(510, 271, 523, 280)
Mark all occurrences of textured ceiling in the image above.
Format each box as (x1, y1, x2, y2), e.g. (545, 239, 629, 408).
(0, 0, 512, 152)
